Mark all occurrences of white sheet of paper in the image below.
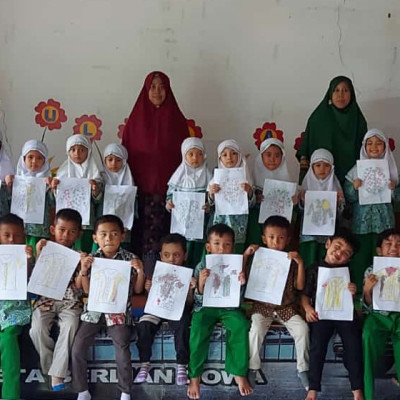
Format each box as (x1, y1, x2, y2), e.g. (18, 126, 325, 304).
(315, 267, 353, 321)
(203, 254, 242, 308)
(56, 178, 91, 225)
(302, 190, 337, 236)
(171, 191, 205, 240)
(245, 247, 291, 304)
(103, 184, 137, 229)
(259, 179, 297, 223)
(28, 241, 80, 300)
(144, 261, 193, 320)
(11, 176, 46, 224)
(0, 245, 27, 300)
(372, 256, 400, 312)
(357, 159, 391, 205)
(87, 258, 131, 314)
(214, 168, 248, 216)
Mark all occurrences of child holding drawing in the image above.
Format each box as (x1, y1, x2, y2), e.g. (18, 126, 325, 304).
(246, 215, 309, 390)
(29, 208, 83, 391)
(0, 213, 33, 400)
(71, 214, 145, 400)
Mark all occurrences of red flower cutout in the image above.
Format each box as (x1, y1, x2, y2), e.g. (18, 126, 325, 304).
(117, 118, 128, 139)
(294, 132, 305, 151)
(389, 138, 395, 152)
(34, 99, 67, 130)
(253, 122, 284, 149)
(187, 119, 203, 138)
(73, 115, 102, 142)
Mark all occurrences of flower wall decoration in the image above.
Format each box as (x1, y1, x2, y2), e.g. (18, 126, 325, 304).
(35, 99, 67, 131)
(73, 114, 103, 142)
(294, 132, 305, 151)
(253, 122, 283, 149)
(389, 138, 395, 152)
(187, 119, 203, 138)
(117, 118, 128, 139)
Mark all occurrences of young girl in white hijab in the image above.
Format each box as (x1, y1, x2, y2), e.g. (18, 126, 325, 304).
(299, 148, 344, 268)
(166, 137, 212, 266)
(0, 131, 15, 217)
(208, 139, 254, 253)
(344, 128, 400, 302)
(53, 135, 103, 252)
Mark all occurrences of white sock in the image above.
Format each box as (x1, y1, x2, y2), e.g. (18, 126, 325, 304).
(77, 390, 91, 400)
(120, 393, 131, 400)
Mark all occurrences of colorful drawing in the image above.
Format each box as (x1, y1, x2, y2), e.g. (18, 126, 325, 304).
(376, 267, 400, 302)
(93, 268, 127, 304)
(321, 277, 348, 311)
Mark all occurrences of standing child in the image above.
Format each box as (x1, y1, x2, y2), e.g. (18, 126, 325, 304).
(362, 229, 400, 400)
(0, 213, 33, 400)
(135, 233, 195, 385)
(299, 148, 344, 268)
(52, 134, 103, 253)
(29, 208, 83, 391)
(7, 140, 53, 249)
(344, 128, 399, 302)
(301, 228, 364, 400)
(0, 132, 15, 217)
(71, 214, 145, 400)
(187, 223, 252, 399)
(247, 215, 310, 390)
(166, 137, 212, 266)
(208, 140, 254, 253)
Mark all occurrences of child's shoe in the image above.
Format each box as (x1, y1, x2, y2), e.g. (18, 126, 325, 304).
(51, 376, 66, 391)
(297, 371, 310, 391)
(134, 363, 150, 383)
(176, 364, 188, 385)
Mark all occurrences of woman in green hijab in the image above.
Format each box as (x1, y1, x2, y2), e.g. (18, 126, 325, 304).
(296, 76, 368, 184)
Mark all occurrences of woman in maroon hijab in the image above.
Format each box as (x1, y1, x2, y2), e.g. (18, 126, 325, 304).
(122, 71, 188, 272)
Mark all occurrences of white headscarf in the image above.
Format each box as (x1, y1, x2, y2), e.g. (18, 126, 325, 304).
(168, 137, 211, 191)
(102, 143, 134, 186)
(0, 131, 14, 181)
(346, 128, 399, 184)
(302, 148, 342, 191)
(253, 138, 291, 189)
(16, 140, 51, 178)
(57, 135, 102, 181)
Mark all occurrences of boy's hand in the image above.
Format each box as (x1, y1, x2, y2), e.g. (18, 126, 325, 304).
(39, 299, 54, 311)
(304, 305, 319, 323)
(145, 279, 152, 292)
(36, 239, 47, 255)
(131, 258, 144, 274)
(80, 253, 93, 273)
(292, 192, 299, 206)
(198, 269, 210, 293)
(241, 182, 252, 193)
(190, 277, 196, 289)
(166, 201, 175, 210)
(353, 179, 362, 190)
(51, 178, 60, 191)
(389, 179, 396, 190)
(238, 270, 246, 285)
(25, 245, 33, 259)
(364, 274, 378, 294)
(202, 203, 210, 213)
(89, 179, 100, 197)
(209, 184, 220, 195)
(348, 282, 357, 295)
(244, 244, 259, 257)
(337, 190, 344, 202)
(288, 251, 303, 266)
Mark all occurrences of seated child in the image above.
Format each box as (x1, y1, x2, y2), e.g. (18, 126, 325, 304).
(29, 208, 83, 391)
(71, 214, 145, 400)
(187, 223, 252, 399)
(0, 213, 33, 400)
(301, 228, 364, 400)
(247, 215, 309, 389)
(362, 229, 400, 400)
(135, 233, 195, 385)
(166, 137, 212, 266)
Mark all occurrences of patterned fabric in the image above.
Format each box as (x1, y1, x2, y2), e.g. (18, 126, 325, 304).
(0, 185, 10, 218)
(0, 300, 31, 330)
(80, 247, 138, 326)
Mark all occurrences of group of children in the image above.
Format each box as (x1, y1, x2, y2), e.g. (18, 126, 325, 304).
(0, 126, 399, 400)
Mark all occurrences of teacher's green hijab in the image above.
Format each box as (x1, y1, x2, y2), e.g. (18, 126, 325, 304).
(296, 76, 367, 183)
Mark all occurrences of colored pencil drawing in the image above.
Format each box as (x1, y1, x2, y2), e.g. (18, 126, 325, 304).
(306, 198, 334, 227)
(154, 272, 185, 311)
(321, 277, 348, 311)
(376, 267, 400, 302)
(92, 268, 127, 305)
(0, 254, 23, 291)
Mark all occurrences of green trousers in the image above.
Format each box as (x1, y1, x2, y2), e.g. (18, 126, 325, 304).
(363, 312, 400, 400)
(299, 241, 326, 270)
(0, 325, 22, 400)
(188, 307, 250, 378)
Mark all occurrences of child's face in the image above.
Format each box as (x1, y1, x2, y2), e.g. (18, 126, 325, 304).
(0, 224, 25, 245)
(324, 238, 353, 265)
(105, 155, 123, 173)
(50, 219, 81, 248)
(206, 233, 234, 254)
(93, 222, 124, 257)
(262, 145, 283, 171)
(148, 76, 166, 107)
(331, 81, 351, 109)
(365, 136, 385, 159)
(69, 145, 89, 164)
(312, 161, 332, 180)
(220, 148, 239, 168)
(262, 226, 289, 251)
(24, 150, 45, 172)
(160, 242, 187, 265)
(185, 148, 204, 168)
(377, 235, 400, 258)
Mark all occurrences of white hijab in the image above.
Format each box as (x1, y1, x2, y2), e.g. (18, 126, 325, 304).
(16, 140, 51, 178)
(102, 143, 134, 186)
(168, 137, 211, 191)
(57, 135, 102, 181)
(253, 138, 291, 189)
(0, 131, 14, 181)
(302, 148, 342, 191)
(346, 128, 399, 184)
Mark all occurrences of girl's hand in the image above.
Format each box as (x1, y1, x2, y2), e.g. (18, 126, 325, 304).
(166, 201, 175, 210)
(25, 245, 33, 259)
(80, 253, 93, 273)
(89, 180, 100, 197)
(363, 274, 378, 294)
(389, 180, 396, 190)
(45, 177, 53, 186)
(244, 244, 259, 257)
(337, 190, 344, 202)
(131, 258, 144, 274)
(5, 174, 14, 189)
(348, 282, 357, 295)
(202, 203, 210, 213)
(209, 184, 220, 195)
(190, 277, 196, 289)
(305, 305, 319, 323)
(241, 183, 252, 193)
(238, 270, 246, 285)
(353, 179, 362, 190)
(51, 178, 60, 191)
(145, 279, 152, 292)
(292, 192, 299, 206)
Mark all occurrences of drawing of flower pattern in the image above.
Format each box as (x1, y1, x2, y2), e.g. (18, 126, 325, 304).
(362, 167, 387, 195)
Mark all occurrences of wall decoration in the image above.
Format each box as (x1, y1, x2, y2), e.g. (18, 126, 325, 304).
(253, 122, 284, 150)
(187, 119, 203, 138)
(73, 114, 102, 142)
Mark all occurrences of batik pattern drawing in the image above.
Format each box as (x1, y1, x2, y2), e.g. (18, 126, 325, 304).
(154, 272, 185, 311)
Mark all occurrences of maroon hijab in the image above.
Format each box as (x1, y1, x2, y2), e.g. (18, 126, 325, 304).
(122, 71, 188, 195)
